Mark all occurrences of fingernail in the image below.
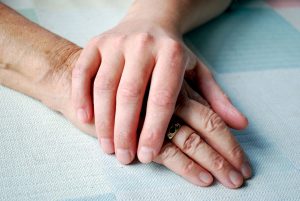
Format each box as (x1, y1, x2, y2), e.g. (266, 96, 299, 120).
(229, 170, 243, 187)
(77, 108, 88, 122)
(100, 138, 114, 154)
(138, 146, 154, 163)
(116, 149, 133, 165)
(198, 172, 213, 184)
(241, 162, 252, 179)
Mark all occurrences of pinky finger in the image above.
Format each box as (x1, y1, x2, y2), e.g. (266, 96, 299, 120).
(153, 142, 213, 187)
(183, 81, 209, 107)
(195, 61, 248, 130)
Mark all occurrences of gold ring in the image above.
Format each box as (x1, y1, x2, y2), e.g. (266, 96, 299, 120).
(166, 120, 182, 140)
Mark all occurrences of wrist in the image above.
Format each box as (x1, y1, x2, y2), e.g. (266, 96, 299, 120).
(39, 40, 81, 115)
(44, 43, 96, 137)
(121, 2, 182, 37)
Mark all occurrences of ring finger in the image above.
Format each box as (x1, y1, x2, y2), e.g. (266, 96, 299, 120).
(114, 45, 155, 164)
(94, 50, 124, 154)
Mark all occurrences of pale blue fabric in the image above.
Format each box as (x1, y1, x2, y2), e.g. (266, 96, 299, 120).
(0, 0, 299, 200)
(185, 8, 300, 73)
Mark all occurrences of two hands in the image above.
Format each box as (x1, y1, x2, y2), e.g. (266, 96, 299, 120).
(0, 1, 252, 189)
(71, 1, 251, 188)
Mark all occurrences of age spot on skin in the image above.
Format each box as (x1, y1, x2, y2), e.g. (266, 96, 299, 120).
(0, 62, 10, 69)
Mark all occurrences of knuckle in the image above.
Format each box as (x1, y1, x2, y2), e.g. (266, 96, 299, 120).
(144, 128, 163, 144)
(182, 160, 195, 175)
(163, 40, 186, 73)
(160, 144, 180, 161)
(92, 34, 126, 47)
(135, 33, 153, 45)
(211, 154, 226, 171)
(230, 144, 244, 165)
(96, 119, 111, 134)
(117, 82, 143, 100)
(150, 89, 176, 107)
(94, 75, 116, 92)
(90, 35, 106, 45)
(116, 130, 131, 142)
(112, 35, 126, 47)
(166, 39, 183, 54)
(182, 133, 204, 155)
(204, 111, 226, 133)
(165, 40, 184, 62)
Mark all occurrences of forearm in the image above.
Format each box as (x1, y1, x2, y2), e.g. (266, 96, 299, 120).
(0, 3, 95, 136)
(0, 3, 81, 113)
(0, 3, 81, 75)
(123, 0, 232, 35)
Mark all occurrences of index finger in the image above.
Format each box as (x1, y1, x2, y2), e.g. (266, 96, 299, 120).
(137, 41, 185, 163)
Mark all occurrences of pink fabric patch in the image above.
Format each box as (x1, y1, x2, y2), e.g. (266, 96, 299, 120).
(267, 0, 300, 8)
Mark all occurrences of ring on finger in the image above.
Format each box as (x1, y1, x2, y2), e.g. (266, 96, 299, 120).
(166, 118, 182, 140)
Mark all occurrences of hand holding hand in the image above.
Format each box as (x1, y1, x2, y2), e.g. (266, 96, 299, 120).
(72, 18, 196, 164)
(72, 14, 248, 165)
(0, 2, 251, 189)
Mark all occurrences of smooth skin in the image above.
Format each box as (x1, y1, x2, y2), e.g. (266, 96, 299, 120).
(72, 0, 248, 165)
(0, 3, 251, 188)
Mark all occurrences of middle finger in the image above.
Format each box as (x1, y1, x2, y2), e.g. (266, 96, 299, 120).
(114, 40, 155, 164)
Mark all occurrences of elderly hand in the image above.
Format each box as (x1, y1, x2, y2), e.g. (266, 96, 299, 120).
(153, 80, 251, 188)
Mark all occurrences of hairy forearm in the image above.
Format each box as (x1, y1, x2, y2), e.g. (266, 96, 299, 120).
(0, 3, 96, 136)
(0, 4, 80, 75)
(124, 0, 232, 35)
(0, 3, 81, 112)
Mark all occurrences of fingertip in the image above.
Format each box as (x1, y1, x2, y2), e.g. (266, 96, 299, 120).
(138, 146, 155, 164)
(198, 172, 214, 187)
(226, 97, 249, 129)
(230, 109, 249, 130)
(239, 115, 249, 130)
(100, 138, 115, 154)
(73, 88, 94, 123)
(137, 126, 166, 164)
(214, 99, 249, 130)
(116, 148, 135, 165)
(241, 161, 252, 179)
(228, 170, 244, 189)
